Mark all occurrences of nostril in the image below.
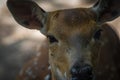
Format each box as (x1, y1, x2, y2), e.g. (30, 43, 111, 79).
(71, 68, 79, 75)
(71, 68, 77, 74)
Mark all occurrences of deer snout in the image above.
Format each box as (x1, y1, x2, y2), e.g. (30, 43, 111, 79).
(70, 64, 94, 80)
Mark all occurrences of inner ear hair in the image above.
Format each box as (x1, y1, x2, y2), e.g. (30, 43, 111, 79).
(92, 0, 120, 22)
(7, 0, 47, 30)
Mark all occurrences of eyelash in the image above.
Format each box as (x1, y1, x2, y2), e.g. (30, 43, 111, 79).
(47, 35, 58, 43)
(93, 29, 102, 40)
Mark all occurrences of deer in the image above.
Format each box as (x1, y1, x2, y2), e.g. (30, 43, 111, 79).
(7, 0, 120, 80)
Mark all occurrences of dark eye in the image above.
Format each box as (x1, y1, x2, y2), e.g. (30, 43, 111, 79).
(47, 35, 58, 43)
(93, 29, 102, 40)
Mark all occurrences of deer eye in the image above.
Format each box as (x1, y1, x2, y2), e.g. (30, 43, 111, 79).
(93, 29, 102, 40)
(47, 35, 58, 43)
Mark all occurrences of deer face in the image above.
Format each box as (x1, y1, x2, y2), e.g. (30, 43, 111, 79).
(7, 0, 119, 80)
(46, 9, 97, 80)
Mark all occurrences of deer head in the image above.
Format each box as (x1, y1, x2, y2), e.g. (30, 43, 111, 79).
(7, 0, 120, 80)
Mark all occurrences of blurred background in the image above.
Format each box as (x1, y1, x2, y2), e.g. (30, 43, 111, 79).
(0, 0, 47, 80)
(0, 0, 119, 80)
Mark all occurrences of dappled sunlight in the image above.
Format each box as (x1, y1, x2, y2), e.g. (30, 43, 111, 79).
(35, 0, 97, 11)
(1, 27, 46, 46)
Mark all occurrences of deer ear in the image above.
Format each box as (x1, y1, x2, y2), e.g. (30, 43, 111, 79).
(92, 0, 120, 22)
(7, 0, 47, 30)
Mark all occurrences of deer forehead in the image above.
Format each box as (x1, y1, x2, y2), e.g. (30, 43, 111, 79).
(46, 8, 96, 40)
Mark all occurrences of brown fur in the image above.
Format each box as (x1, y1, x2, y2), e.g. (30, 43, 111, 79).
(7, 0, 120, 80)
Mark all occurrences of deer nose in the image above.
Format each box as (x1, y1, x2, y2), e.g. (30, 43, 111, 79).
(70, 64, 93, 80)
